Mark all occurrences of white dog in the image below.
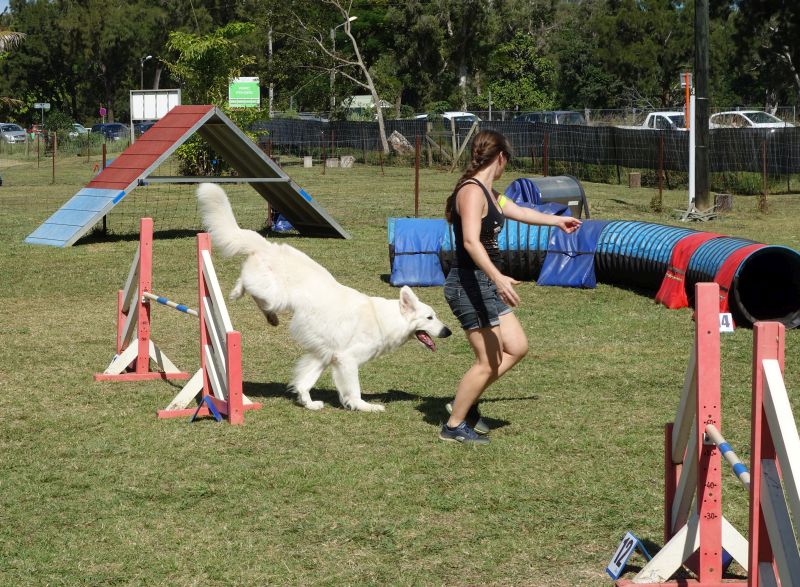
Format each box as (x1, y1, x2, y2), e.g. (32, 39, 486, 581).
(196, 183, 452, 412)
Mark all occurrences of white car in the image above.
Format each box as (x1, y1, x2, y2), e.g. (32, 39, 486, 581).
(415, 111, 481, 124)
(710, 111, 793, 129)
(0, 123, 27, 144)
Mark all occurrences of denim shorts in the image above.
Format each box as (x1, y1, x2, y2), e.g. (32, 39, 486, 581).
(443, 268, 512, 330)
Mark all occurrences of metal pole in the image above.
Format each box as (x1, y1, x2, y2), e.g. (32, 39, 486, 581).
(51, 132, 56, 184)
(689, 93, 696, 208)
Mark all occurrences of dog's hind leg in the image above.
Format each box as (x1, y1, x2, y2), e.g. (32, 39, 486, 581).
(252, 295, 279, 327)
(290, 354, 326, 410)
(331, 358, 385, 412)
(229, 277, 245, 301)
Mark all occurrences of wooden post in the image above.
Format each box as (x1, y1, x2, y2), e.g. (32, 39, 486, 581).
(37, 132, 40, 168)
(362, 133, 367, 165)
(102, 142, 107, 169)
(414, 135, 420, 217)
(748, 321, 785, 587)
(426, 122, 433, 167)
(51, 132, 57, 184)
(321, 133, 326, 176)
(759, 140, 768, 213)
(695, 282, 722, 584)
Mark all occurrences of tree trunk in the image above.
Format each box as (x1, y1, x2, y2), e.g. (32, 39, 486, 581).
(153, 65, 163, 90)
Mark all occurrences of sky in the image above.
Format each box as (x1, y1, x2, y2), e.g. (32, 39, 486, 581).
(0, 1, 8, 14)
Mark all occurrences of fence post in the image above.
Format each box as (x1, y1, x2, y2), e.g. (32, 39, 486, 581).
(51, 132, 57, 184)
(414, 135, 420, 217)
(102, 142, 107, 169)
(37, 132, 40, 168)
(321, 132, 326, 176)
(543, 132, 549, 177)
(759, 139, 768, 213)
(651, 133, 664, 212)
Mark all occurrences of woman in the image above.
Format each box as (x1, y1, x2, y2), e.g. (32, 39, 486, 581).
(440, 130, 581, 445)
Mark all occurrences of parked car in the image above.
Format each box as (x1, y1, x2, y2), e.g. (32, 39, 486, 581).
(642, 111, 686, 130)
(0, 123, 28, 144)
(414, 111, 482, 124)
(91, 122, 130, 141)
(618, 111, 687, 131)
(709, 110, 793, 129)
(513, 111, 587, 125)
(68, 123, 89, 138)
(134, 120, 156, 136)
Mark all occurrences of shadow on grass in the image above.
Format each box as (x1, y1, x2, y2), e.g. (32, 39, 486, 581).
(242, 381, 420, 409)
(77, 226, 301, 246)
(414, 394, 539, 430)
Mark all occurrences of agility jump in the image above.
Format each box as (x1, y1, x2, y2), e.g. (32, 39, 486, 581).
(615, 282, 800, 586)
(94, 217, 261, 424)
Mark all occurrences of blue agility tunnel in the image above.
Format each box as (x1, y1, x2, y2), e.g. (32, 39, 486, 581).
(388, 218, 800, 329)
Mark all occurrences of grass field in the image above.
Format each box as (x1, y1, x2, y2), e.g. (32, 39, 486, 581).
(1, 153, 799, 586)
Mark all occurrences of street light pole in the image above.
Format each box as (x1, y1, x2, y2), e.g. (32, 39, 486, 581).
(140, 54, 152, 90)
(329, 16, 357, 112)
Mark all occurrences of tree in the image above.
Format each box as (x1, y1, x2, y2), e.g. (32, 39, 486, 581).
(734, 0, 800, 108)
(0, 28, 24, 109)
(293, 0, 391, 152)
(590, 0, 694, 108)
(476, 32, 556, 111)
(164, 22, 257, 105)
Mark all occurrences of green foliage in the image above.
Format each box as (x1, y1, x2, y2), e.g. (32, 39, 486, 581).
(175, 105, 268, 175)
(43, 109, 73, 134)
(165, 22, 257, 105)
(476, 33, 556, 111)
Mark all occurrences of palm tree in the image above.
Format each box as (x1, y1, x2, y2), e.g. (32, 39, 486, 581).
(0, 30, 25, 108)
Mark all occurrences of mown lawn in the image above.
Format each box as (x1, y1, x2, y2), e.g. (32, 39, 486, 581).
(1, 153, 798, 586)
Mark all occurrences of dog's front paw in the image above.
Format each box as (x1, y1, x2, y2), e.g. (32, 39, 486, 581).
(347, 400, 385, 412)
(302, 400, 324, 411)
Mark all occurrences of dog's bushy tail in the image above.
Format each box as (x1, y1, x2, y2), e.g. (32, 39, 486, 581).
(196, 183, 266, 257)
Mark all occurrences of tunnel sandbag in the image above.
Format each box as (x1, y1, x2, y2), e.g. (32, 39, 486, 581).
(387, 217, 448, 286)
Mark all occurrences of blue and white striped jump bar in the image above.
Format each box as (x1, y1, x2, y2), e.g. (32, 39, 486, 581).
(142, 292, 199, 317)
(705, 424, 751, 490)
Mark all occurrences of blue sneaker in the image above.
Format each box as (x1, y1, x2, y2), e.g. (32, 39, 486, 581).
(439, 420, 491, 445)
(446, 401, 490, 435)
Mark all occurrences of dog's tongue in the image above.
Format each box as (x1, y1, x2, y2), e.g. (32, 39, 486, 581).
(416, 331, 436, 351)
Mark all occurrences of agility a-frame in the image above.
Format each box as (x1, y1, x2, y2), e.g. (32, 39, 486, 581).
(25, 105, 350, 247)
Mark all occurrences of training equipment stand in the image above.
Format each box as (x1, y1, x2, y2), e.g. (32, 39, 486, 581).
(617, 283, 800, 585)
(94, 217, 189, 381)
(619, 283, 748, 586)
(156, 232, 261, 424)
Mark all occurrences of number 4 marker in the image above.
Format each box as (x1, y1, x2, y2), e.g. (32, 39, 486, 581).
(719, 312, 734, 333)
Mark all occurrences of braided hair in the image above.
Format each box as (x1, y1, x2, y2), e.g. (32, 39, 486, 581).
(444, 130, 513, 223)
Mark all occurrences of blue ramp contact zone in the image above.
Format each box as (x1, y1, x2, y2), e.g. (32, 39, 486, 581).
(24, 188, 126, 247)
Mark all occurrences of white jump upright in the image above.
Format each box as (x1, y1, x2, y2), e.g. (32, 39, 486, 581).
(94, 217, 189, 382)
(616, 283, 800, 586)
(749, 322, 800, 587)
(156, 232, 261, 425)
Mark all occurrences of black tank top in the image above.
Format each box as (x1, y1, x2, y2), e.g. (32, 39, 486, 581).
(451, 178, 505, 270)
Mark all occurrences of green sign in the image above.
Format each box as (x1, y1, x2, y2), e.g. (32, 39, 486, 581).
(229, 77, 260, 108)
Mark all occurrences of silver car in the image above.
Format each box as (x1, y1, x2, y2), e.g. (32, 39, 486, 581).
(0, 123, 27, 144)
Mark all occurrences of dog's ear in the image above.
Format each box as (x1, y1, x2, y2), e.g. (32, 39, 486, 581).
(399, 286, 419, 316)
